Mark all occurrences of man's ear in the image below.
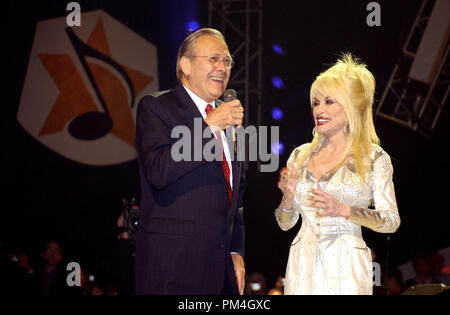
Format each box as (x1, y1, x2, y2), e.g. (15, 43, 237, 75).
(180, 56, 191, 77)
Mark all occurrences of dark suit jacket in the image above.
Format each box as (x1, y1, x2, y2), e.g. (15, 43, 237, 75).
(135, 84, 245, 295)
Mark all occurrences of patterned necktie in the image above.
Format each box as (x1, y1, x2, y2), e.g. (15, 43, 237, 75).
(205, 104, 232, 207)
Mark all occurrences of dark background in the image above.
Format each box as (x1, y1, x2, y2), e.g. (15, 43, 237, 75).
(4, 0, 450, 289)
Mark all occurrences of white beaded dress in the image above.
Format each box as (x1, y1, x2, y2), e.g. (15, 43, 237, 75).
(275, 143, 400, 295)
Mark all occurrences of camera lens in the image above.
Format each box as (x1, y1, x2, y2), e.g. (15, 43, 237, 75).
(128, 208, 140, 233)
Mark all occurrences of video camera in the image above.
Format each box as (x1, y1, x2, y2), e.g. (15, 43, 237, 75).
(121, 198, 140, 239)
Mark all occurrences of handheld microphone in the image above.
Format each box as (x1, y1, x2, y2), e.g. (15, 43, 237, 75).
(223, 89, 237, 149)
(223, 89, 237, 103)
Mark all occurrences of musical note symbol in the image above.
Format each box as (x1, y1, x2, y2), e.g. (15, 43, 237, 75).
(64, 27, 135, 141)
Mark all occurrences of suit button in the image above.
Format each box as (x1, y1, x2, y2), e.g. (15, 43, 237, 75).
(219, 243, 225, 249)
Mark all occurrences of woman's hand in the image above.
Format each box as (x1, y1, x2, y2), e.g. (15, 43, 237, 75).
(308, 186, 350, 218)
(277, 167, 299, 209)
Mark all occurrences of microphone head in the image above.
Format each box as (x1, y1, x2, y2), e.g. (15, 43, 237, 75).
(223, 89, 237, 102)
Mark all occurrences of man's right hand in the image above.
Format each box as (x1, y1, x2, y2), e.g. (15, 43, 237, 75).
(204, 100, 244, 131)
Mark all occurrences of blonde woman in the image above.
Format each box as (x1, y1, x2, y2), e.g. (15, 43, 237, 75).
(276, 54, 400, 295)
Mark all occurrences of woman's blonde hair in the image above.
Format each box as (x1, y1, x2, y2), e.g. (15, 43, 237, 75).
(295, 53, 380, 183)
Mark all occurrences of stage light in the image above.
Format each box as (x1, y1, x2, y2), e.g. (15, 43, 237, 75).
(272, 44, 284, 55)
(271, 107, 283, 121)
(186, 21, 200, 33)
(271, 141, 285, 155)
(271, 76, 284, 89)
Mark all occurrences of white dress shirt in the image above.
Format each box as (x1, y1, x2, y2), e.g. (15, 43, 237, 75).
(183, 85, 233, 188)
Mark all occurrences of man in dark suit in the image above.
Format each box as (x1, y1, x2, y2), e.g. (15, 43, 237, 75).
(135, 28, 246, 295)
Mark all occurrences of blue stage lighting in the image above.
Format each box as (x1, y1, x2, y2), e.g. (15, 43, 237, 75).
(272, 107, 283, 121)
(186, 21, 201, 33)
(272, 44, 284, 55)
(271, 141, 285, 156)
(271, 76, 285, 89)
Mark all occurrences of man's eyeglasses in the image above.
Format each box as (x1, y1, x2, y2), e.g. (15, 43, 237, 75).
(189, 54, 234, 69)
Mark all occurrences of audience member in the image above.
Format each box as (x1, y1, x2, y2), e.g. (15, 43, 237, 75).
(32, 241, 65, 295)
(31, 240, 81, 296)
(274, 276, 285, 290)
(430, 252, 450, 285)
(404, 252, 433, 289)
(265, 275, 285, 295)
(386, 268, 404, 295)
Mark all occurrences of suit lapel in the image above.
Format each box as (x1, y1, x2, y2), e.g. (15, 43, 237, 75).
(173, 84, 239, 206)
(172, 84, 229, 183)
